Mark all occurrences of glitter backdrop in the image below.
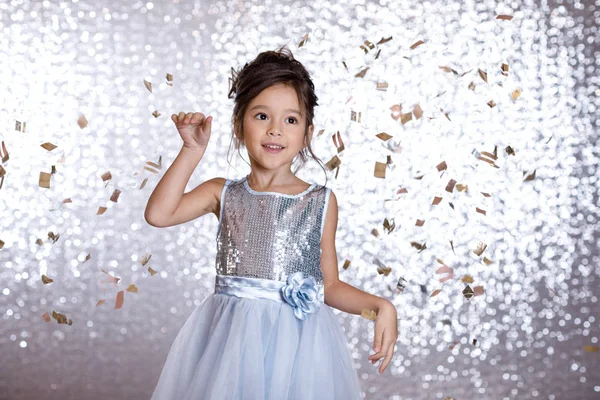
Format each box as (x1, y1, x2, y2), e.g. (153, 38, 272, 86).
(1, 0, 599, 399)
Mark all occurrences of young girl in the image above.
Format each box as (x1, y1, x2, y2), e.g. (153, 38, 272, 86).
(145, 46, 398, 400)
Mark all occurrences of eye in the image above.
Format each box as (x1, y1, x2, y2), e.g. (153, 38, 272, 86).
(287, 117, 297, 124)
(255, 113, 267, 120)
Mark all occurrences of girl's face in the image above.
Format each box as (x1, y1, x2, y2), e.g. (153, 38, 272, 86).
(242, 83, 313, 173)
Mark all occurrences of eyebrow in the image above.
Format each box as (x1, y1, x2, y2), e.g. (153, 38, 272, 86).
(249, 105, 302, 115)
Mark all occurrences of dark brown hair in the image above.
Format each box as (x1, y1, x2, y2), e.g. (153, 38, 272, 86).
(227, 45, 328, 184)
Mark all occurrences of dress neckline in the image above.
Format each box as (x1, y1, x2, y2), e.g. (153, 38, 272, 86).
(242, 175, 317, 198)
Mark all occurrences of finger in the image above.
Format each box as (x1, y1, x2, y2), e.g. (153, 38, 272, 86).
(183, 112, 195, 124)
(203, 115, 212, 132)
(191, 112, 205, 124)
(379, 341, 396, 374)
(171, 114, 178, 123)
(373, 326, 385, 352)
(177, 112, 186, 122)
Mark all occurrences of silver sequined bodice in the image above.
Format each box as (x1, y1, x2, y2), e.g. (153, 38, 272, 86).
(215, 176, 331, 285)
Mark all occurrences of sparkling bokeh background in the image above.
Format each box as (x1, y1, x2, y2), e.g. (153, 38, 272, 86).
(1, 0, 599, 399)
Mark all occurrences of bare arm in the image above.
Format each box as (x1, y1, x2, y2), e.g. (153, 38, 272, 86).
(144, 112, 221, 228)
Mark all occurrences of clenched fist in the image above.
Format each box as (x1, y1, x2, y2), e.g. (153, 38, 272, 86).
(171, 112, 213, 152)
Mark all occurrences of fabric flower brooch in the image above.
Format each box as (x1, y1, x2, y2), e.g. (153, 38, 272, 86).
(281, 271, 321, 320)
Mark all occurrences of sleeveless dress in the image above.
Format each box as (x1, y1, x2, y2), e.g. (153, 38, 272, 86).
(150, 175, 364, 400)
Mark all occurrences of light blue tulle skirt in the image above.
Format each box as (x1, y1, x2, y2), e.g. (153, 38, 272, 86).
(150, 275, 364, 400)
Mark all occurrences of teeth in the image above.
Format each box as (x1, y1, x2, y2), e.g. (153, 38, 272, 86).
(264, 145, 283, 149)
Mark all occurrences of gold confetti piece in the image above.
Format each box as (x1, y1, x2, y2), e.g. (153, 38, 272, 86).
(166, 73, 173, 86)
(355, 67, 369, 78)
(496, 14, 513, 20)
(35, 238, 43, 246)
(110, 189, 121, 203)
(96, 299, 105, 306)
(462, 285, 474, 299)
(377, 265, 392, 276)
(139, 177, 148, 189)
(101, 171, 112, 182)
(448, 340, 459, 350)
(332, 131, 345, 153)
(505, 145, 515, 155)
(77, 114, 88, 129)
(501, 63, 509, 76)
(140, 254, 152, 266)
(144, 165, 159, 174)
(376, 132, 393, 141)
(468, 81, 476, 91)
(584, 345, 599, 353)
(376, 36, 392, 45)
(415, 219, 425, 226)
(40, 142, 57, 151)
(52, 310, 72, 325)
(473, 286, 484, 296)
(342, 260, 351, 270)
(39, 171, 51, 188)
(439, 66, 458, 75)
(472, 338, 478, 346)
(342, 61, 348, 71)
(375, 49, 381, 59)
(523, 170, 536, 181)
(97, 206, 107, 215)
(396, 277, 407, 293)
(376, 82, 388, 91)
(146, 156, 163, 170)
(511, 89, 521, 100)
(461, 274, 474, 283)
(383, 218, 395, 234)
(316, 129, 325, 137)
(84, 253, 91, 263)
(400, 112, 412, 125)
(432, 196, 442, 205)
(374, 161, 386, 178)
(48, 232, 60, 243)
(476, 207, 487, 215)
(126, 284, 138, 293)
(413, 104, 423, 119)
(361, 308, 377, 320)
(41, 275, 53, 284)
(390, 104, 402, 120)
(15, 120, 27, 132)
(473, 241, 487, 256)
(478, 68, 488, 83)
(487, 100, 496, 108)
(456, 184, 468, 192)
(359, 40, 375, 54)
(42, 312, 51, 322)
(410, 241, 427, 252)
(115, 291, 124, 309)
(101, 269, 121, 284)
(325, 155, 341, 171)
(298, 33, 309, 47)
(350, 110, 362, 123)
(436, 161, 447, 172)
(445, 179, 456, 192)
(436, 265, 454, 283)
(152, 110, 161, 118)
(397, 187, 408, 195)
(450, 240, 455, 254)
(148, 266, 158, 276)
(1, 140, 8, 163)
(410, 40, 424, 49)
(483, 257, 494, 265)
(371, 228, 380, 237)
(430, 289, 442, 297)
(143, 79, 152, 93)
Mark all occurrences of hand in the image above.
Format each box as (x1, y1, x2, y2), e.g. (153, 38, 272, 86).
(171, 112, 213, 152)
(368, 300, 398, 374)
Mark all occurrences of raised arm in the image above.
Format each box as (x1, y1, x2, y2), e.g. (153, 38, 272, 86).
(144, 112, 222, 228)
